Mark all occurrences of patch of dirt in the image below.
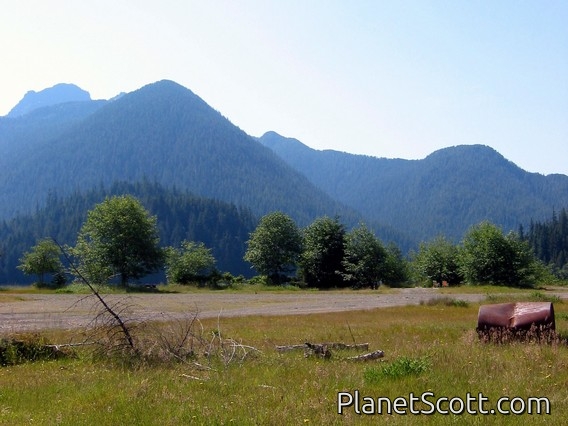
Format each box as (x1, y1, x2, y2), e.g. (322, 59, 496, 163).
(1, 289, 566, 333)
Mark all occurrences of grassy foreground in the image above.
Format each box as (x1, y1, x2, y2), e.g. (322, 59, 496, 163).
(1, 294, 567, 425)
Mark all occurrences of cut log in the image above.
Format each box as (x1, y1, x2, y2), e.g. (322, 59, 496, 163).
(275, 342, 369, 353)
(326, 343, 369, 351)
(275, 344, 306, 352)
(347, 350, 385, 361)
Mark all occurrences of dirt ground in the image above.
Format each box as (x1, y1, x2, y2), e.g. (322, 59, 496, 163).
(1, 288, 567, 333)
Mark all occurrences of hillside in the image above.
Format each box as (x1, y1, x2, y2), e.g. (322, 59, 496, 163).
(259, 131, 568, 242)
(0, 80, 358, 226)
(0, 100, 107, 160)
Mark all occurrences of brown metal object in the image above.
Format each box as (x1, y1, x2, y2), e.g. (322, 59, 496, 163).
(477, 302, 555, 331)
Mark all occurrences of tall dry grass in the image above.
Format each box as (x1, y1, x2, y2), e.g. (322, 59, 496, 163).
(0, 301, 567, 425)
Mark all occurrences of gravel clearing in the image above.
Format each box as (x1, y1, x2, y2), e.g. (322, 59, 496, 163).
(1, 288, 566, 333)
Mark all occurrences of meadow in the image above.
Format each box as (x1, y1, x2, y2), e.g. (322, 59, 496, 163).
(0, 286, 567, 425)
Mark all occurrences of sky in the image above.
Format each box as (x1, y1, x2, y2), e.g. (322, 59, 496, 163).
(1, 1, 567, 175)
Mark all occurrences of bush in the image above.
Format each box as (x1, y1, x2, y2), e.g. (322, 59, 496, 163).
(0, 334, 69, 366)
(420, 297, 469, 307)
(364, 356, 430, 383)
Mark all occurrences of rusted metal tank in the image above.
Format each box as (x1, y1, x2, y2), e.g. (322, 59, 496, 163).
(477, 302, 555, 339)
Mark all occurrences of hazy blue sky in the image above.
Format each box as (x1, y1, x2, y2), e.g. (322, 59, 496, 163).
(2, 1, 566, 175)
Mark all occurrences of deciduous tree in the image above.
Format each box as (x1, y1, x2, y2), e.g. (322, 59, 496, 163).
(73, 195, 163, 285)
(300, 216, 346, 288)
(460, 221, 536, 287)
(412, 236, 463, 285)
(17, 238, 64, 286)
(244, 212, 302, 283)
(165, 241, 216, 284)
(342, 223, 387, 289)
(382, 242, 410, 286)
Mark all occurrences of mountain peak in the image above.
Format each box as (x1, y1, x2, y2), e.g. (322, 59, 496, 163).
(7, 83, 91, 118)
(426, 144, 501, 158)
(424, 144, 523, 172)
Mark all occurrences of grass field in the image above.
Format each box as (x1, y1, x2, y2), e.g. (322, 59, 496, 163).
(1, 287, 567, 425)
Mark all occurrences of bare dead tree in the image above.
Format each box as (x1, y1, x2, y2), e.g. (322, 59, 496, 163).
(54, 239, 136, 352)
(52, 240, 260, 366)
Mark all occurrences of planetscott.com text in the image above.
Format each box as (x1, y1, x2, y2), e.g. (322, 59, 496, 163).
(337, 391, 551, 416)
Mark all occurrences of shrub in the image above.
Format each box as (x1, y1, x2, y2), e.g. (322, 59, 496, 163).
(0, 334, 69, 366)
(420, 297, 469, 307)
(363, 356, 430, 383)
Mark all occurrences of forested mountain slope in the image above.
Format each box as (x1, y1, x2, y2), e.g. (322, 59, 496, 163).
(0, 81, 358, 226)
(259, 131, 568, 242)
(0, 181, 257, 284)
(0, 100, 107, 160)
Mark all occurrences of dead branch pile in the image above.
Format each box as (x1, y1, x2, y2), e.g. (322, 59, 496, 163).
(85, 306, 261, 367)
(276, 341, 383, 361)
(54, 241, 260, 367)
(275, 342, 369, 353)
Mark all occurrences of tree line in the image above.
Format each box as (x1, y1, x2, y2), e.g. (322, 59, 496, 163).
(523, 208, 568, 279)
(17, 195, 221, 287)
(12, 194, 557, 289)
(244, 213, 547, 289)
(0, 181, 256, 283)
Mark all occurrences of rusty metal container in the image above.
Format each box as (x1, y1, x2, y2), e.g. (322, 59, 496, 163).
(477, 302, 555, 331)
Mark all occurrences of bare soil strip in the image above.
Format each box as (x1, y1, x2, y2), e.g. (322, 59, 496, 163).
(1, 288, 566, 333)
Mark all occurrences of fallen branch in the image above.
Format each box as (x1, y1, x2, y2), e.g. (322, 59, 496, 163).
(180, 374, 207, 381)
(326, 342, 369, 351)
(258, 384, 277, 390)
(44, 342, 96, 350)
(275, 344, 306, 352)
(347, 350, 385, 361)
(275, 342, 369, 353)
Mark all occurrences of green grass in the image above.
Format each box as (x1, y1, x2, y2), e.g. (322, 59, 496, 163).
(1, 298, 567, 424)
(485, 290, 563, 304)
(420, 296, 470, 307)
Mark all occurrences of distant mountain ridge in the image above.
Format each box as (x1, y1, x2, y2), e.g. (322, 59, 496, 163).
(259, 131, 568, 242)
(7, 83, 91, 117)
(0, 80, 359, 227)
(1, 79, 567, 265)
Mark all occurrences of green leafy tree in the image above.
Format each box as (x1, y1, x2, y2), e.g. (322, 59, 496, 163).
(300, 216, 346, 288)
(460, 221, 537, 287)
(244, 212, 302, 283)
(412, 236, 463, 285)
(342, 223, 387, 289)
(382, 242, 410, 286)
(17, 238, 64, 286)
(73, 195, 163, 286)
(165, 241, 216, 284)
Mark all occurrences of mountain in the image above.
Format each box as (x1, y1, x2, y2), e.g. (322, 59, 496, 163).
(0, 80, 359, 226)
(3, 77, 566, 279)
(0, 100, 107, 160)
(259, 131, 568, 242)
(7, 83, 91, 117)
